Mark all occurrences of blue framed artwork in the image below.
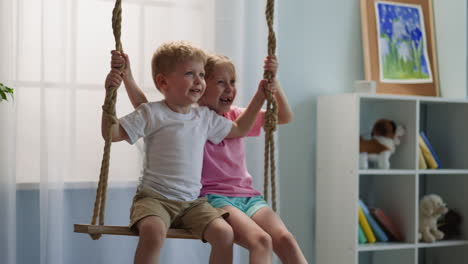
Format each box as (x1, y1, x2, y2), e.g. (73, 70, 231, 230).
(360, 0, 438, 96)
(376, 2, 432, 82)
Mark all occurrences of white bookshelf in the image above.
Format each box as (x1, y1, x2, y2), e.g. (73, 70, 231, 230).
(316, 93, 468, 264)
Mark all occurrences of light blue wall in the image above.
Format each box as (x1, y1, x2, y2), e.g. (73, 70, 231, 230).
(433, 0, 467, 98)
(276, 1, 364, 262)
(17, 188, 138, 264)
(276, 1, 467, 263)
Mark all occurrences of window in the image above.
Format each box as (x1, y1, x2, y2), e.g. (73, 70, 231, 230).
(12, 0, 215, 184)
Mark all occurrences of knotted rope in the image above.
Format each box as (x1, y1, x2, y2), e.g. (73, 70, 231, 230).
(263, 0, 278, 212)
(90, 0, 123, 240)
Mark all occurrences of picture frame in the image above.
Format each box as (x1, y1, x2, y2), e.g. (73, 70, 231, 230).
(360, 0, 439, 96)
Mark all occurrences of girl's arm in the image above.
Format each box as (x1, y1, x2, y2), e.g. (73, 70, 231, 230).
(272, 79, 294, 124)
(111, 50, 149, 109)
(262, 55, 294, 125)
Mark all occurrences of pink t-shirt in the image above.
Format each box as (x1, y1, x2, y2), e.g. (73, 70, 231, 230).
(200, 106, 264, 197)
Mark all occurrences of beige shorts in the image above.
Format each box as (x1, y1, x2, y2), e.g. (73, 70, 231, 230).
(129, 186, 229, 241)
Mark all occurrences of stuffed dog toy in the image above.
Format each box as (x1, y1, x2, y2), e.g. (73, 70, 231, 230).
(438, 209, 462, 240)
(359, 119, 405, 169)
(419, 194, 448, 243)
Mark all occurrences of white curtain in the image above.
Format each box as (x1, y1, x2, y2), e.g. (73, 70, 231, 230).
(0, 95, 17, 264)
(0, 0, 275, 263)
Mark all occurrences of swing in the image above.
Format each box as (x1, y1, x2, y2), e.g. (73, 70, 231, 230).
(74, 0, 278, 240)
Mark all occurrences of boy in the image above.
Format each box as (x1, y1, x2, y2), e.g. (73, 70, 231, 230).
(103, 41, 266, 264)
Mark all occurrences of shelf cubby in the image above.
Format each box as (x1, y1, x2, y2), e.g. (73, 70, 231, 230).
(360, 97, 417, 170)
(360, 173, 417, 244)
(418, 246, 468, 264)
(419, 101, 468, 169)
(360, 248, 416, 264)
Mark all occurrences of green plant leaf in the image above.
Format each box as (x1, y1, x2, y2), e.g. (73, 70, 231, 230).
(0, 90, 6, 101)
(0, 83, 14, 102)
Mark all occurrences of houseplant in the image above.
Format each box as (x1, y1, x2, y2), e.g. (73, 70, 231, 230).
(0, 81, 15, 179)
(0, 83, 14, 102)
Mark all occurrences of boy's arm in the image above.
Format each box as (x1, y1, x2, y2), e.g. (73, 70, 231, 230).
(101, 113, 129, 142)
(111, 50, 148, 108)
(102, 68, 129, 142)
(226, 80, 269, 138)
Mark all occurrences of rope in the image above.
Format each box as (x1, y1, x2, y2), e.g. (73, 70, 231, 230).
(90, 0, 123, 240)
(263, 0, 278, 212)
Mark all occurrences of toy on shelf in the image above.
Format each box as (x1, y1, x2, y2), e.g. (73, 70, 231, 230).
(438, 209, 462, 240)
(359, 119, 405, 169)
(419, 194, 448, 243)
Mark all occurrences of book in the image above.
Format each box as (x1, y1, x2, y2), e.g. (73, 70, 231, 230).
(418, 145, 428, 169)
(359, 200, 389, 242)
(358, 204, 376, 243)
(370, 208, 404, 242)
(358, 223, 367, 244)
(418, 134, 438, 169)
(420, 131, 442, 168)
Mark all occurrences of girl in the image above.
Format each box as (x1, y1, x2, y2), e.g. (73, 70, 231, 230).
(197, 54, 307, 264)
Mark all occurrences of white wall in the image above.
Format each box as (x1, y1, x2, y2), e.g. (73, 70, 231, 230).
(276, 1, 363, 262)
(433, 0, 467, 98)
(276, 0, 466, 262)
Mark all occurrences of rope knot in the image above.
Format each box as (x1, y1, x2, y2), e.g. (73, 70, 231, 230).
(90, 234, 102, 240)
(264, 108, 278, 132)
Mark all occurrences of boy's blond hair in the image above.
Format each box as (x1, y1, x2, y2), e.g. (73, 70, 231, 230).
(151, 41, 207, 90)
(205, 54, 236, 80)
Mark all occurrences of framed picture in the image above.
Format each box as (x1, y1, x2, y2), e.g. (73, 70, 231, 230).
(360, 0, 439, 96)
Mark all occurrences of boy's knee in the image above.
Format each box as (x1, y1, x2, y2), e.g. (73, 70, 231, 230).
(205, 218, 234, 244)
(137, 216, 167, 247)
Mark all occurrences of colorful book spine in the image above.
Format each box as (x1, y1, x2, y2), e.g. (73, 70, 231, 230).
(358, 223, 367, 244)
(418, 134, 438, 169)
(358, 204, 376, 243)
(370, 208, 404, 242)
(418, 145, 428, 169)
(420, 131, 441, 168)
(359, 200, 389, 242)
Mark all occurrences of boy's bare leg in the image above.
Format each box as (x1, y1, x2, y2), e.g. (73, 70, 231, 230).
(222, 206, 273, 264)
(252, 207, 308, 264)
(134, 216, 167, 264)
(203, 217, 234, 264)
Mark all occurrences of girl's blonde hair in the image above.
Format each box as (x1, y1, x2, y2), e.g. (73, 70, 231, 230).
(205, 54, 236, 80)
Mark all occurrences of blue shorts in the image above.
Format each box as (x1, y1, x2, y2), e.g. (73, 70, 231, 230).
(206, 194, 269, 218)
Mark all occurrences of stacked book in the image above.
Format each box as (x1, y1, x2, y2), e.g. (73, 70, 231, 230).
(358, 199, 404, 244)
(418, 131, 441, 169)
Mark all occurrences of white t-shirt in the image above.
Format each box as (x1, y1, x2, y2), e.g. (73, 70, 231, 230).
(119, 100, 232, 201)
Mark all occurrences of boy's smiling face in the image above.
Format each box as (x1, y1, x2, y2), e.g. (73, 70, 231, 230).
(199, 63, 236, 115)
(158, 58, 206, 111)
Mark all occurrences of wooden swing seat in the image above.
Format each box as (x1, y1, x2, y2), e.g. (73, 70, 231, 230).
(74, 224, 198, 239)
